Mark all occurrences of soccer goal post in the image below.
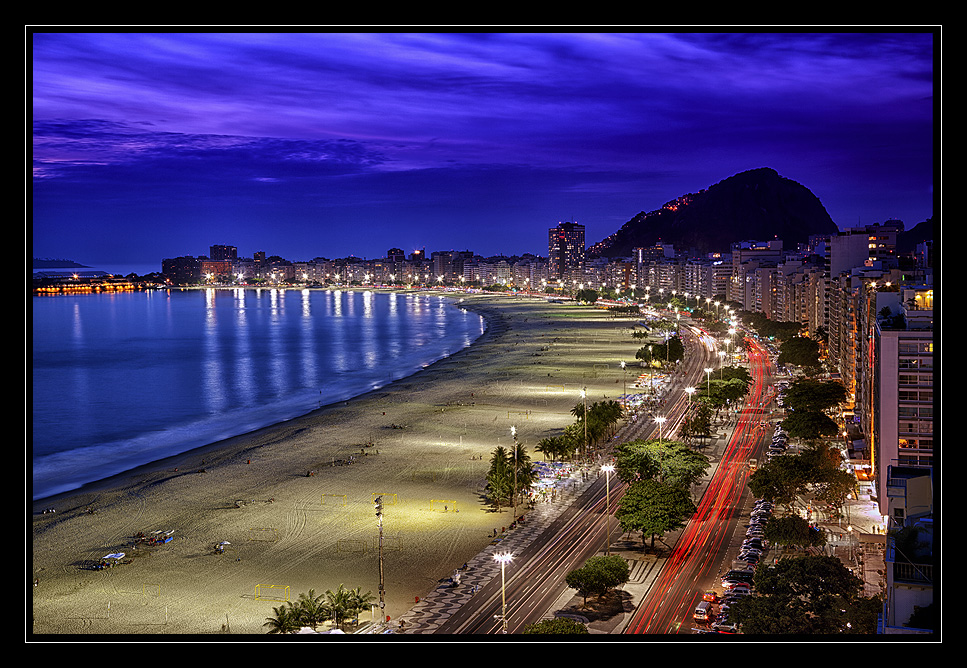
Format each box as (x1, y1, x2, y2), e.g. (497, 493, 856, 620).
(430, 499, 456, 512)
(255, 584, 290, 602)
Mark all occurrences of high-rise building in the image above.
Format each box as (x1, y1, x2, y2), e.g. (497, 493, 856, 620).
(209, 245, 238, 263)
(548, 221, 585, 281)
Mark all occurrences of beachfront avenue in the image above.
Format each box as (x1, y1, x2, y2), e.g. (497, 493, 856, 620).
(431, 320, 721, 634)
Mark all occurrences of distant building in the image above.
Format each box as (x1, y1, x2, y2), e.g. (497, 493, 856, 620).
(209, 244, 238, 263)
(161, 256, 202, 284)
(548, 221, 585, 282)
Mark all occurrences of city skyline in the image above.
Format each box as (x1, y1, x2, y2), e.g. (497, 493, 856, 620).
(32, 30, 936, 267)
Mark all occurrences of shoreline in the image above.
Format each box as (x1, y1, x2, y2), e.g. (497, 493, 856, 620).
(30, 291, 645, 637)
(31, 288, 493, 505)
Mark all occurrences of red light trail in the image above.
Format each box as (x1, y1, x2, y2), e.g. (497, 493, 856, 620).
(624, 337, 772, 634)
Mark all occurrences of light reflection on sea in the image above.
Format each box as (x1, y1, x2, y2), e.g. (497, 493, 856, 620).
(31, 289, 485, 500)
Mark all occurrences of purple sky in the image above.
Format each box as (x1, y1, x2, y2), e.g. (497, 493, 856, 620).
(31, 31, 936, 268)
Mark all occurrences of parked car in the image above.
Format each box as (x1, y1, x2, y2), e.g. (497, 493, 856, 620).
(711, 620, 739, 633)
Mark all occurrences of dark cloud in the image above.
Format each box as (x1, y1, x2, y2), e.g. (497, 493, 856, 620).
(31, 31, 936, 265)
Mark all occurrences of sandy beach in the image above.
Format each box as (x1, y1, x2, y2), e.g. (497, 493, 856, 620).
(30, 291, 648, 638)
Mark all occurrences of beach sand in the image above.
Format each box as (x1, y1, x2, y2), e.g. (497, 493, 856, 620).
(30, 292, 646, 637)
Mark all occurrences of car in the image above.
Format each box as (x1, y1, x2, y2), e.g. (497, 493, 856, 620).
(738, 549, 762, 558)
(723, 583, 751, 594)
(711, 621, 739, 633)
(723, 571, 755, 583)
(722, 587, 752, 598)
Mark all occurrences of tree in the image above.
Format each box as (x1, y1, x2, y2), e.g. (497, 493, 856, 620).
(763, 515, 826, 550)
(783, 378, 847, 413)
(782, 409, 841, 441)
(510, 442, 537, 509)
(523, 617, 590, 634)
(564, 555, 630, 605)
(615, 478, 695, 551)
(486, 445, 514, 512)
(730, 555, 879, 634)
(613, 438, 710, 490)
(680, 400, 714, 443)
(777, 335, 822, 371)
(263, 603, 301, 634)
(324, 584, 360, 629)
(292, 589, 329, 630)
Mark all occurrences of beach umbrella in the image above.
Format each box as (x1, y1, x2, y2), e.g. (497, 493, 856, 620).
(103, 553, 125, 560)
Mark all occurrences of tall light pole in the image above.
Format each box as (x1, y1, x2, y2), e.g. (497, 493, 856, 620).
(581, 386, 588, 461)
(705, 367, 713, 395)
(374, 495, 385, 619)
(602, 464, 614, 556)
(620, 360, 627, 397)
(655, 415, 666, 442)
(511, 426, 518, 518)
(494, 552, 513, 634)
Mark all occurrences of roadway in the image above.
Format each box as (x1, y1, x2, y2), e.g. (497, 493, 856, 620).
(433, 321, 723, 634)
(623, 336, 775, 634)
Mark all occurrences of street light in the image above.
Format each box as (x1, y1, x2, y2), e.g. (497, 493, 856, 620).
(704, 367, 713, 394)
(511, 426, 518, 518)
(581, 387, 588, 461)
(655, 415, 666, 442)
(602, 464, 614, 556)
(493, 552, 513, 633)
(374, 496, 385, 617)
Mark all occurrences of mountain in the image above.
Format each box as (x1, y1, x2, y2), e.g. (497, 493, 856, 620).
(588, 168, 840, 258)
(897, 218, 935, 254)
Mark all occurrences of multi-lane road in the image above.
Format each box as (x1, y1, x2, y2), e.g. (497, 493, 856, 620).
(624, 335, 773, 634)
(434, 320, 775, 635)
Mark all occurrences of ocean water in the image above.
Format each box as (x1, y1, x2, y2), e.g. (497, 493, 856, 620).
(31, 288, 486, 500)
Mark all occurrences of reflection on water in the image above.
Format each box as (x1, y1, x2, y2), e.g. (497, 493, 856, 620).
(32, 289, 485, 499)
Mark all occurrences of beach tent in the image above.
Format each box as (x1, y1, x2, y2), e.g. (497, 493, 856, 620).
(103, 553, 125, 560)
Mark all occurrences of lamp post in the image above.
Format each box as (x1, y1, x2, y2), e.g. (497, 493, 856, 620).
(374, 496, 385, 618)
(602, 464, 614, 556)
(494, 552, 513, 634)
(511, 426, 518, 518)
(581, 386, 588, 461)
(705, 367, 713, 394)
(655, 416, 666, 442)
(620, 360, 627, 397)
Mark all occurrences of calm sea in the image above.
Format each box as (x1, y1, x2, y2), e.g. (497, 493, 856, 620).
(31, 288, 486, 500)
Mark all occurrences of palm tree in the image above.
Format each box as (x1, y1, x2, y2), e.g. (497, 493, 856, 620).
(347, 586, 377, 627)
(293, 589, 329, 631)
(486, 445, 513, 511)
(324, 584, 356, 629)
(263, 602, 301, 634)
